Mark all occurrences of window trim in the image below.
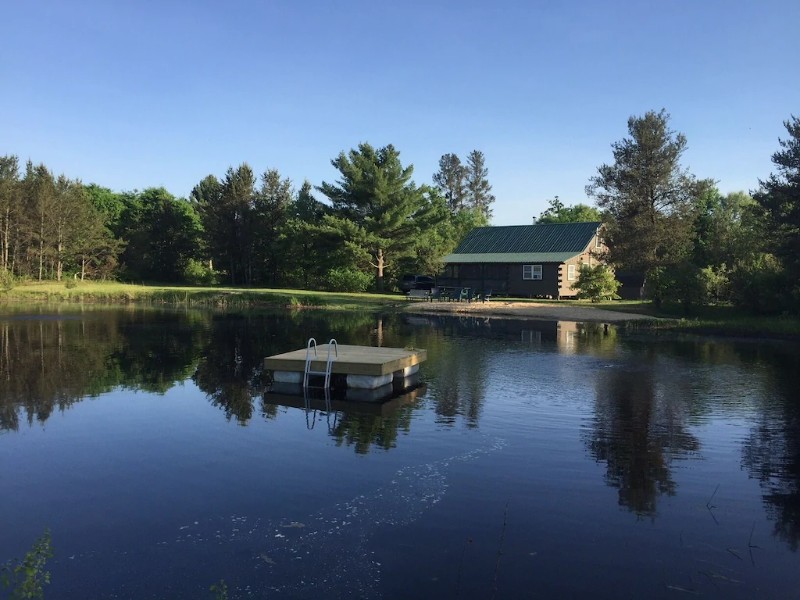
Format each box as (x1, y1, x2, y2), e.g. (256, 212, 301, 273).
(567, 264, 576, 281)
(523, 264, 542, 280)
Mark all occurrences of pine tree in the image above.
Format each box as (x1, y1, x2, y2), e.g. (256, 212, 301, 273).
(317, 143, 444, 291)
(586, 109, 698, 276)
(752, 116, 800, 304)
(464, 150, 495, 220)
(432, 153, 467, 212)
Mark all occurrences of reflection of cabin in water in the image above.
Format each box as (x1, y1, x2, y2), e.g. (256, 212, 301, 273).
(520, 321, 583, 353)
(440, 222, 606, 298)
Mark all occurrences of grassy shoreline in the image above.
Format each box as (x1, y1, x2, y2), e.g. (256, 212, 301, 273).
(2, 282, 798, 341)
(597, 300, 800, 340)
(0, 281, 404, 311)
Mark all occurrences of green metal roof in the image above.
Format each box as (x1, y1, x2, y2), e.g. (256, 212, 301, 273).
(443, 222, 600, 264)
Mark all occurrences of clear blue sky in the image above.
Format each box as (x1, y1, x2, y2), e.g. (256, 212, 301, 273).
(3, 0, 798, 225)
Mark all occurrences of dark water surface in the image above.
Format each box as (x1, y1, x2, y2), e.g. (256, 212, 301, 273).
(1, 307, 799, 599)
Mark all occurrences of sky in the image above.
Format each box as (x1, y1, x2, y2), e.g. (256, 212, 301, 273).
(2, 0, 798, 225)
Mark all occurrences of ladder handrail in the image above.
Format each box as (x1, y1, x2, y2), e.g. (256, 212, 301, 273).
(303, 338, 318, 388)
(303, 337, 338, 389)
(324, 339, 338, 389)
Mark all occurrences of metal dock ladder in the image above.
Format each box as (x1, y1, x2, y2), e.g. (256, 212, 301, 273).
(303, 337, 338, 389)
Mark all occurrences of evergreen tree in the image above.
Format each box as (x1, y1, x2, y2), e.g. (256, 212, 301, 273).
(71, 203, 123, 281)
(752, 116, 800, 308)
(21, 162, 57, 281)
(464, 150, 495, 220)
(0, 156, 20, 272)
(221, 165, 257, 285)
(586, 110, 699, 279)
(192, 165, 256, 285)
(252, 169, 292, 285)
(432, 153, 467, 212)
(283, 181, 328, 288)
(190, 174, 222, 272)
(50, 176, 86, 280)
(317, 143, 445, 291)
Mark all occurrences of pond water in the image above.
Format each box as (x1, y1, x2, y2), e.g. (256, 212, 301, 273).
(0, 307, 799, 599)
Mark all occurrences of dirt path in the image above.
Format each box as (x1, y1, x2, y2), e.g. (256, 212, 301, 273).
(403, 300, 656, 323)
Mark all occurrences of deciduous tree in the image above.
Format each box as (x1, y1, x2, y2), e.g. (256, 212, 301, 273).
(537, 196, 602, 224)
(119, 188, 203, 282)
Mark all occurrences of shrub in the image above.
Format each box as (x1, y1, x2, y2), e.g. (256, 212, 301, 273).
(698, 265, 730, 304)
(287, 295, 326, 308)
(729, 253, 787, 314)
(324, 268, 373, 293)
(183, 259, 217, 286)
(572, 264, 620, 302)
(0, 269, 14, 292)
(1, 529, 53, 599)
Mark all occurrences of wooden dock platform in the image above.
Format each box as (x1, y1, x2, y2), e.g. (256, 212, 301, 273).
(264, 344, 427, 389)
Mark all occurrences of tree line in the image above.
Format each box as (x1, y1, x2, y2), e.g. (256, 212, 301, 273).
(2, 112, 798, 314)
(582, 109, 800, 315)
(0, 146, 493, 291)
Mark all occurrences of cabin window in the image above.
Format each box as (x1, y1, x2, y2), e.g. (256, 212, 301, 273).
(523, 264, 542, 280)
(567, 264, 576, 281)
(444, 265, 459, 278)
(595, 235, 602, 249)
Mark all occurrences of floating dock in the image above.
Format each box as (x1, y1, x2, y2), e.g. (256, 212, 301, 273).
(264, 343, 427, 390)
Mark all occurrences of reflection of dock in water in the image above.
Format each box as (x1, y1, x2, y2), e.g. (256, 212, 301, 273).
(265, 380, 427, 417)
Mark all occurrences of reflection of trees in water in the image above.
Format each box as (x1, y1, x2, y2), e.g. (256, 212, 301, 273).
(0, 310, 204, 431)
(330, 407, 415, 454)
(414, 317, 491, 428)
(109, 311, 205, 393)
(406, 317, 620, 429)
(192, 313, 270, 424)
(740, 347, 800, 551)
(0, 317, 109, 430)
(586, 360, 700, 517)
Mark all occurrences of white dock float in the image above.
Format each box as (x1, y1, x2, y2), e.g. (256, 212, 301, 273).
(265, 344, 427, 390)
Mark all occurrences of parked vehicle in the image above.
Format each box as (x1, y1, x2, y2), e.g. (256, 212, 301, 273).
(399, 274, 435, 292)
